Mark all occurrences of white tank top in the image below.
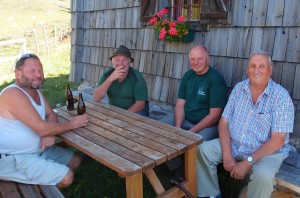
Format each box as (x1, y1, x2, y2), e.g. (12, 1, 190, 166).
(0, 84, 45, 154)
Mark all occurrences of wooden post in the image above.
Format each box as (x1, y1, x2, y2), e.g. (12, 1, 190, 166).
(60, 24, 63, 42)
(32, 30, 39, 55)
(43, 25, 50, 53)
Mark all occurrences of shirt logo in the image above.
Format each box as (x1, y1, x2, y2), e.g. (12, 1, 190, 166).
(198, 87, 205, 96)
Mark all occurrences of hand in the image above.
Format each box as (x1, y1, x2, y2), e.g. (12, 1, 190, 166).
(70, 114, 89, 128)
(40, 136, 55, 150)
(223, 154, 237, 172)
(110, 66, 127, 81)
(230, 160, 252, 180)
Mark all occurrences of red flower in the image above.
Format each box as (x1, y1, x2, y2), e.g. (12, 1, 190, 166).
(168, 28, 178, 36)
(162, 19, 169, 25)
(149, 17, 158, 25)
(157, 8, 168, 18)
(177, 16, 185, 22)
(169, 22, 177, 28)
(158, 28, 167, 40)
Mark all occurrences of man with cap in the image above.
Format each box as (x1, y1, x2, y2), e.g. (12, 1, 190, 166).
(0, 53, 89, 188)
(93, 45, 149, 116)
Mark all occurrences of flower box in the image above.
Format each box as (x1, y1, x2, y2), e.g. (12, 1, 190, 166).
(154, 28, 195, 43)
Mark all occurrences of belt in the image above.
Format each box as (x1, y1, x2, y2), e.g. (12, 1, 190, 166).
(0, 154, 10, 159)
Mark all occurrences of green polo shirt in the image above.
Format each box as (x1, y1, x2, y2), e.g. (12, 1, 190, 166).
(178, 67, 227, 124)
(98, 67, 148, 110)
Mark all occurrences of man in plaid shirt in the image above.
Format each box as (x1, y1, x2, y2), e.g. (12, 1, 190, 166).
(196, 51, 294, 198)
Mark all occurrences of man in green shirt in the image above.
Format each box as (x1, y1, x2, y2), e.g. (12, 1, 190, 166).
(163, 45, 227, 172)
(93, 45, 149, 116)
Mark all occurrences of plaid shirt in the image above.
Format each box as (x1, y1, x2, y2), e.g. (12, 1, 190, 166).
(222, 79, 294, 159)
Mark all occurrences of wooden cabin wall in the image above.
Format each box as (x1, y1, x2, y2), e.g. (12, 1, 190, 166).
(69, 0, 300, 137)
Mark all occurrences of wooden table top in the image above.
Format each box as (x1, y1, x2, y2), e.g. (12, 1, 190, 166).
(56, 100, 202, 177)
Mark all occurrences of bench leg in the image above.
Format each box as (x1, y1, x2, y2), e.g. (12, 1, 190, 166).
(185, 146, 197, 197)
(126, 173, 143, 198)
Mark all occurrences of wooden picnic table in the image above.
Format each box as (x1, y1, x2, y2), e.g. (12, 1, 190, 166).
(56, 100, 202, 197)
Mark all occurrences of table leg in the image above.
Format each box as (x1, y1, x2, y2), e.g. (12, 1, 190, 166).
(185, 146, 197, 197)
(126, 173, 143, 198)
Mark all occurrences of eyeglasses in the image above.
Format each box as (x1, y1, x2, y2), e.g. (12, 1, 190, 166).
(15, 53, 39, 68)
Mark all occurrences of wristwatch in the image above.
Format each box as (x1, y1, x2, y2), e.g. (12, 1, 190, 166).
(247, 156, 254, 163)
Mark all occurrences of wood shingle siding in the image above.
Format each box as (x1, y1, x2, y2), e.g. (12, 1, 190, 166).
(70, 0, 300, 137)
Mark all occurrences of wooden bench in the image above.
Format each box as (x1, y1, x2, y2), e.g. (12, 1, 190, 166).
(0, 180, 64, 198)
(275, 152, 300, 196)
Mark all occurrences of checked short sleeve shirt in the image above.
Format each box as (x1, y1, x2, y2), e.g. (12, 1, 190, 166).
(222, 79, 294, 159)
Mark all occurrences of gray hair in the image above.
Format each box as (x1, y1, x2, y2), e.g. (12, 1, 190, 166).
(249, 50, 273, 67)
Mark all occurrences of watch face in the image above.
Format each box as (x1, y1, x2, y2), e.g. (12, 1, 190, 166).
(247, 156, 253, 163)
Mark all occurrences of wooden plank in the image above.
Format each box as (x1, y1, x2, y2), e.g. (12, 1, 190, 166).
(138, 51, 147, 73)
(251, 28, 263, 52)
(266, 0, 284, 26)
(283, 0, 300, 26)
(184, 146, 197, 198)
(18, 184, 42, 198)
(226, 28, 240, 57)
(209, 28, 220, 56)
(86, 101, 202, 143)
(115, 9, 126, 28)
(181, 55, 190, 78)
(167, 78, 176, 104)
(150, 52, 159, 75)
(293, 64, 300, 99)
(237, 28, 252, 58)
(236, 0, 253, 26)
(251, 0, 268, 26)
(271, 62, 283, 85)
(261, 28, 276, 54)
(60, 131, 142, 176)
(172, 54, 184, 79)
(272, 28, 288, 61)
(231, 58, 244, 87)
(160, 77, 170, 102)
(222, 58, 233, 87)
(0, 181, 21, 198)
(276, 163, 300, 194)
(126, 173, 143, 198)
(217, 28, 229, 56)
(132, 50, 141, 70)
(156, 181, 187, 198)
(144, 169, 165, 195)
(59, 117, 157, 168)
(38, 185, 64, 198)
(152, 75, 163, 101)
(156, 52, 167, 76)
(286, 28, 300, 63)
(280, 63, 296, 96)
(164, 53, 173, 78)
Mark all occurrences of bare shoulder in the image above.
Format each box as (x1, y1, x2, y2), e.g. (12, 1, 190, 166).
(0, 87, 30, 119)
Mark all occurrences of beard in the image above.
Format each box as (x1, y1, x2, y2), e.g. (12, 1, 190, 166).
(18, 76, 44, 89)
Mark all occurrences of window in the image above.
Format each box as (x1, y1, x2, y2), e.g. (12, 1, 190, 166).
(140, 0, 231, 30)
(171, 0, 201, 22)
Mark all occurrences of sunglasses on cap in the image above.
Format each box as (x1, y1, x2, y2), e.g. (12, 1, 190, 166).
(15, 53, 39, 68)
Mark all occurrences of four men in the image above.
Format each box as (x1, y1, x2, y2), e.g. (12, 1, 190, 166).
(1, 46, 294, 197)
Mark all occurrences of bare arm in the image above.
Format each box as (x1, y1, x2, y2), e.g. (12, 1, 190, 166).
(127, 101, 145, 112)
(230, 132, 286, 180)
(189, 108, 222, 133)
(2, 88, 88, 137)
(218, 117, 237, 172)
(174, 98, 186, 128)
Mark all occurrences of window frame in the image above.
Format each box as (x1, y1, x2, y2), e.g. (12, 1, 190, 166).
(140, 0, 231, 31)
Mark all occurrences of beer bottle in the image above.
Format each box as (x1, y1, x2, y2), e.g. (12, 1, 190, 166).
(77, 93, 86, 115)
(66, 84, 74, 111)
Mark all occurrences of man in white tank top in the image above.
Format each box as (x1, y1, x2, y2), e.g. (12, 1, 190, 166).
(0, 54, 89, 188)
